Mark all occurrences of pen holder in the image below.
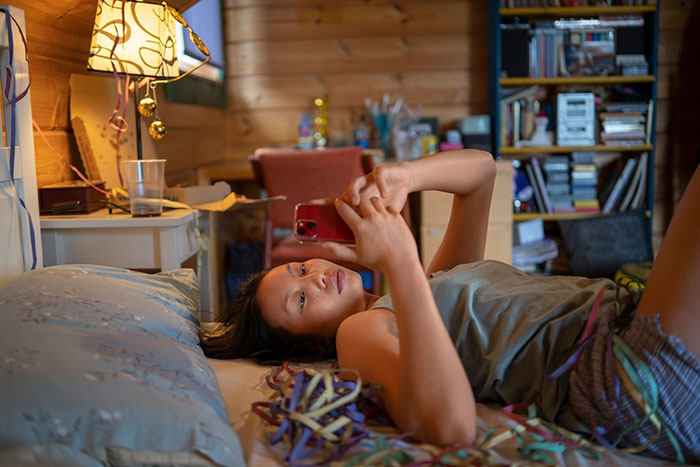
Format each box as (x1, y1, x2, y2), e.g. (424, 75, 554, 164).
(371, 113, 392, 159)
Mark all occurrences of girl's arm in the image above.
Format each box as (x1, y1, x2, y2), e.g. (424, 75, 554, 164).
(328, 197, 477, 446)
(342, 149, 496, 275)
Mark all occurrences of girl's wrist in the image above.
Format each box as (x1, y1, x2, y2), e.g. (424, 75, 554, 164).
(398, 161, 421, 193)
(383, 250, 422, 277)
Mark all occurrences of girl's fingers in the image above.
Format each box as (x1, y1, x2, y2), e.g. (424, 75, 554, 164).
(309, 197, 334, 205)
(348, 175, 367, 205)
(369, 195, 386, 213)
(357, 195, 377, 218)
(375, 167, 388, 198)
(320, 241, 357, 263)
(335, 198, 362, 225)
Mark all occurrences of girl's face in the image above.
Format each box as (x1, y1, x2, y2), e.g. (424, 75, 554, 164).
(256, 259, 368, 338)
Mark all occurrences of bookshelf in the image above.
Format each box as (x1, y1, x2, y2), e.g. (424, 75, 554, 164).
(488, 2, 659, 273)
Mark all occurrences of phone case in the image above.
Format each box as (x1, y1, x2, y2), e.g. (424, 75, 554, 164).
(293, 203, 355, 243)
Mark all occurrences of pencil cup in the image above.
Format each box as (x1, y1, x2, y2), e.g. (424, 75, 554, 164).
(121, 159, 166, 217)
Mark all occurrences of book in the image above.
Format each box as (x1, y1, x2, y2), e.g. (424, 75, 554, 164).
(575, 205, 601, 213)
(574, 199, 600, 208)
(599, 112, 644, 120)
(501, 85, 540, 105)
(630, 152, 648, 209)
(618, 153, 646, 211)
(600, 131, 646, 140)
(547, 183, 571, 195)
(602, 122, 645, 133)
(543, 155, 570, 172)
(530, 158, 552, 213)
(525, 163, 545, 213)
(571, 151, 595, 164)
(572, 186, 597, 200)
(603, 139, 646, 147)
(602, 157, 638, 213)
(645, 99, 654, 144)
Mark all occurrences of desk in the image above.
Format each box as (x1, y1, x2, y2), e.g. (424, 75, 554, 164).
(40, 208, 206, 307)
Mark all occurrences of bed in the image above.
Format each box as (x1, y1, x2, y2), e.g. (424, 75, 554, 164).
(0, 6, 672, 467)
(0, 264, 673, 467)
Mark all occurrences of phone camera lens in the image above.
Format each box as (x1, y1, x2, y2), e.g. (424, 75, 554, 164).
(298, 228, 307, 235)
(307, 222, 316, 229)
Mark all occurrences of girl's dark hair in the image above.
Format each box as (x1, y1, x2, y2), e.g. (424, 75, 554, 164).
(199, 269, 336, 364)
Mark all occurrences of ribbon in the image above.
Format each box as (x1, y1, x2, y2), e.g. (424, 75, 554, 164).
(1, 7, 37, 270)
(252, 364, 369, 466)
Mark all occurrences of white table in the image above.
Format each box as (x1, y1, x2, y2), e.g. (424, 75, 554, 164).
(40, 208, 214, 317)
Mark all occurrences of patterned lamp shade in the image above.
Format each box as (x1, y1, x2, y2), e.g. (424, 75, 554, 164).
(87, 0, 179, 78)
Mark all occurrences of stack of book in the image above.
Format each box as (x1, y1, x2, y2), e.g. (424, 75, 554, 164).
(570, 151, 600, 213)
(599, 101, 651, 146)
(500, 2, 652, 11)
(544, 155, 573, 213)
(500, 86, 540, 147)
(529, 25, 567, 78)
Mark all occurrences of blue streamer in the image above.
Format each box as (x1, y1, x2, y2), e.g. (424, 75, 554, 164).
(1, 8, 37, 270)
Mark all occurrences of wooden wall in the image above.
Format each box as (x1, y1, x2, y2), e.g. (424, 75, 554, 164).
(654, 0, 700, 250)
(9, 0, 699, 249)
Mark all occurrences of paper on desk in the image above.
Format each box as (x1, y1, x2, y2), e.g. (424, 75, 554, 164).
(164, 182, 232, 207)
(193, 193, 287, 212)
(164, 181, 286, 211)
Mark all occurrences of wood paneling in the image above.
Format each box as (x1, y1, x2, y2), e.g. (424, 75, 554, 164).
(227, 35, 484, 77)
(652, 0, 699, 239)
(224, 1, 487, 42)
(228, 71, 488, 110)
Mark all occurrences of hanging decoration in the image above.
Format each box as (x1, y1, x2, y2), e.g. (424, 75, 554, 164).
(88, 0, 211, 142)
(313, 93, 329, 148)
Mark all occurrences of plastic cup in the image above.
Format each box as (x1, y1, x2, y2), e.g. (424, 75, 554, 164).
(121, 159, 166, 217)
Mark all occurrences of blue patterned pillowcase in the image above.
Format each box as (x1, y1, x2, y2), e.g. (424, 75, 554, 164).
(0, 265, 244, 466)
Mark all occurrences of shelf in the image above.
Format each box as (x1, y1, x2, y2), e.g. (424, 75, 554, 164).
(499, 144, 653, 156)
(513, 212, 601, 222)
(500, 6, 656, 17)
(500, 75, 655, 86)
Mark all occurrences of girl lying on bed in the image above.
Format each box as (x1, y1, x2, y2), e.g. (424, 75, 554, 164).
(201, 149, 700, 463)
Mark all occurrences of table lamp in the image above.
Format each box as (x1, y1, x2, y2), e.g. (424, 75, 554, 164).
(87, 0, 210, 159)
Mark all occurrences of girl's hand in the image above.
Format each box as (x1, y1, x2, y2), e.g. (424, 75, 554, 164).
(342, 164, 412, 214)
(322, 197, 419, 274)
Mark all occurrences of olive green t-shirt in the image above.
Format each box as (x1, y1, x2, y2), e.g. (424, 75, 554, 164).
(370, 260, 617, 426)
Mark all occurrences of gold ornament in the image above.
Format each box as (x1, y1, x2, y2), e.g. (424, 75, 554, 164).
(138, 97, 156, 117)
(149, 120, 167, 140)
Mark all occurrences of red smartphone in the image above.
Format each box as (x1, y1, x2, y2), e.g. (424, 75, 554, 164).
(293, 203, 355, 244)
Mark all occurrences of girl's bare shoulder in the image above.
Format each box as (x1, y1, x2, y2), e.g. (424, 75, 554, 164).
(337, 308, 398, 344)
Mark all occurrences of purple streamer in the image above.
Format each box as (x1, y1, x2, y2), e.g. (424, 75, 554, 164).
(1, 8, 37, 270)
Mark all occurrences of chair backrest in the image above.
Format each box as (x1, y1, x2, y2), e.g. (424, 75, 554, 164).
(250, 147, 369, 229)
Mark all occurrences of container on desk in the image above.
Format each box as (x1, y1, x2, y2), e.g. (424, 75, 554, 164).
(121, 159, 166, 217)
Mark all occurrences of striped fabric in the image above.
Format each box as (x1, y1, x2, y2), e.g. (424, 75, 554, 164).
(569, 314, 700, 463)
